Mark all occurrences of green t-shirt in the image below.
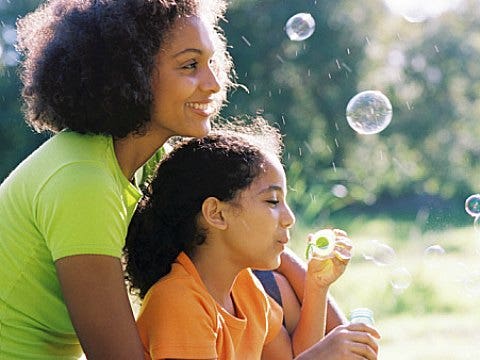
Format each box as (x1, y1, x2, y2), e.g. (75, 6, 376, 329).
(0, 131, 163, 359)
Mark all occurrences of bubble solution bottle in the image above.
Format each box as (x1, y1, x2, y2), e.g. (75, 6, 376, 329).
(349, 308, 375, 326)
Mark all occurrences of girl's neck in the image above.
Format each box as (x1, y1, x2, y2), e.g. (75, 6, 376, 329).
(191, 247, 243, 316)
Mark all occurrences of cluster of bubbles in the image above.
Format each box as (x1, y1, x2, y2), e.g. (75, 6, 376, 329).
(361, 240, 413, 292)
(284, 13, 394, 135)
(359, 234, 480, 298)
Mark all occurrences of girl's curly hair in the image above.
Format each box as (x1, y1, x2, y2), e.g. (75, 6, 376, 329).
(124, 119, 283, 298)
(16, 0, 234, 138)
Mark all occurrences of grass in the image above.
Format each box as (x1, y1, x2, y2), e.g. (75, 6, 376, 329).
(290, 215, 480, 359)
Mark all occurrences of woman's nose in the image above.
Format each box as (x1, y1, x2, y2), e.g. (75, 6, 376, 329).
(201, 65, 221, 94)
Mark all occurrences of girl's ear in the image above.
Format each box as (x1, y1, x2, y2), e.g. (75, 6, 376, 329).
(201, 197, 228, 230)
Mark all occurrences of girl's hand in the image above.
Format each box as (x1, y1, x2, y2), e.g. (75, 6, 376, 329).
(306, 229, 353, 288)
(296, 323, 381, 360)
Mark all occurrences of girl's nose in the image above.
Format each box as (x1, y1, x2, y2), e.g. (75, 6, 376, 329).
(281, 204, 296, 229)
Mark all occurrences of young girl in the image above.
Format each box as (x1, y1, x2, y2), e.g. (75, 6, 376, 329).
(124, 121, 380, 359)
(0, 0, 233, 358)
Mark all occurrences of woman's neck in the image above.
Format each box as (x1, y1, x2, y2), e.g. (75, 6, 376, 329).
(113, 130, 169, 180)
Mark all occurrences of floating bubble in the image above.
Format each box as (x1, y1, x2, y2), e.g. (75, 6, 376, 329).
(423, 244, 446, 257)
(362, 240, 396, 266)
(390, 266, 412, 291)
(464, 270, 480, 297)
(465, 194, 480, 217)
(285, 13, 315, 41)
(346, 90, 393, 134)
(331, 184, 348, 198)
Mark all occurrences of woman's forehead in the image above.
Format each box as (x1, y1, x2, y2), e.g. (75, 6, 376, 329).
(161, 16, 215, 54)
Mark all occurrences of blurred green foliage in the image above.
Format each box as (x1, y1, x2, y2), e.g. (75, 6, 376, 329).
(1, 0, 479, 227)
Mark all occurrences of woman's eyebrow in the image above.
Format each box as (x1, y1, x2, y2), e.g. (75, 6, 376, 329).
(173, 48, 202, 58)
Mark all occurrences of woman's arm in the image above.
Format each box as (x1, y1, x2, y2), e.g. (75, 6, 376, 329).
(56, 255, 145, 359)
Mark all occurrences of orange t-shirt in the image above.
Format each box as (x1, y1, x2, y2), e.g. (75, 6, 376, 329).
(136, 252, 283, 360)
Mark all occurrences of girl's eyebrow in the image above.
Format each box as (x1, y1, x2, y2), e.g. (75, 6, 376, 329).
(257, 185, 284, 195)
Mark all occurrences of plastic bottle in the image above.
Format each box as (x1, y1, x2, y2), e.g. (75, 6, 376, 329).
(349, 307, 375, 326)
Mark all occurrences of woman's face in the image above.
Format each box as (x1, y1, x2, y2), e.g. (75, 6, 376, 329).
(223, 154, 296, 270)
(149, 16, 222, 139)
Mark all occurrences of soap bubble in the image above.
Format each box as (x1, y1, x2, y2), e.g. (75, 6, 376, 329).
(362, 240, 396, 266)
(465, 194, 480, 217)
(464, 270, 480, 297)
(285, 13, 315, 41)
(423, 244, 446, 257)
(346, 90, 393, 134)
(390, 266, 412, 291)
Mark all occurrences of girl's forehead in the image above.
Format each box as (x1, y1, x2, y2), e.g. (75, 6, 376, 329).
(251, 156, 287, 191)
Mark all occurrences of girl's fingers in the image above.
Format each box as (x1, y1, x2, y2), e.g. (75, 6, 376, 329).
(333, 228, 348, 237)
(334, 236, 353, 250)
(333, 236, 354, 261)
(347, 323, 382, 339)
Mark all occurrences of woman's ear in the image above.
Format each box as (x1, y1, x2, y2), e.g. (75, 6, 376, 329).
(201, 197, 228, 230)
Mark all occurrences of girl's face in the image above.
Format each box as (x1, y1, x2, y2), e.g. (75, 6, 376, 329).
(223, 154, 296, 271)
(149, 16, 221, 139)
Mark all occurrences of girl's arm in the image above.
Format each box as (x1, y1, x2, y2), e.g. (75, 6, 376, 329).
(56, 255, 145, 359)
(263, 230, 353, 359)
(290, 230, 352, 355)
(278, 242, 348, 332)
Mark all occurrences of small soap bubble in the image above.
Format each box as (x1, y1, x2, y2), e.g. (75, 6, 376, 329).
(346, 90, 393, 134)
(465, 194, 480, 217)
(362, 240, 396, 266)
(331, 184, 348, 198)
(423, 244, 446, 257)
(390, 266, 412, 291)
(464, 270, 480, 297)
(285, 13, 315, 41)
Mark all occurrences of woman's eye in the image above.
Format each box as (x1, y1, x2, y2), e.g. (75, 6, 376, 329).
(267, 200, 279, 206)
(182, 61, 198, 70)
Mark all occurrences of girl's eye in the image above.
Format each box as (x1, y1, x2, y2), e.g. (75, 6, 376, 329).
(266, 200, 279, 206)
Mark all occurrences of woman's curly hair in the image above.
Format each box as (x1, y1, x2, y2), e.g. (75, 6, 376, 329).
(124, 119, 283, 298)
(16, 0, 234, 138)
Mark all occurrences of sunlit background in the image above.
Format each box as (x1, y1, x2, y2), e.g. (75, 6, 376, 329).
(2, 0, 480, 359)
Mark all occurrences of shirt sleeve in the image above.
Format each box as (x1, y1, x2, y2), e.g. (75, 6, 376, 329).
(35, 162, 127, 260)
(264, 291, 284, 345)
(137, 278, 219, 359)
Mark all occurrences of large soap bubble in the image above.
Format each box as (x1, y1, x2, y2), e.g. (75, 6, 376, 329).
(362, 240, 396, 266)
(346, 90, 393, 134)
(285, 13, 315, 41)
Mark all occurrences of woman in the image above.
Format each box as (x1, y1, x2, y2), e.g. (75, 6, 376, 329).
(0, 0, 232, 358)
(124, 121, 380, 359)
